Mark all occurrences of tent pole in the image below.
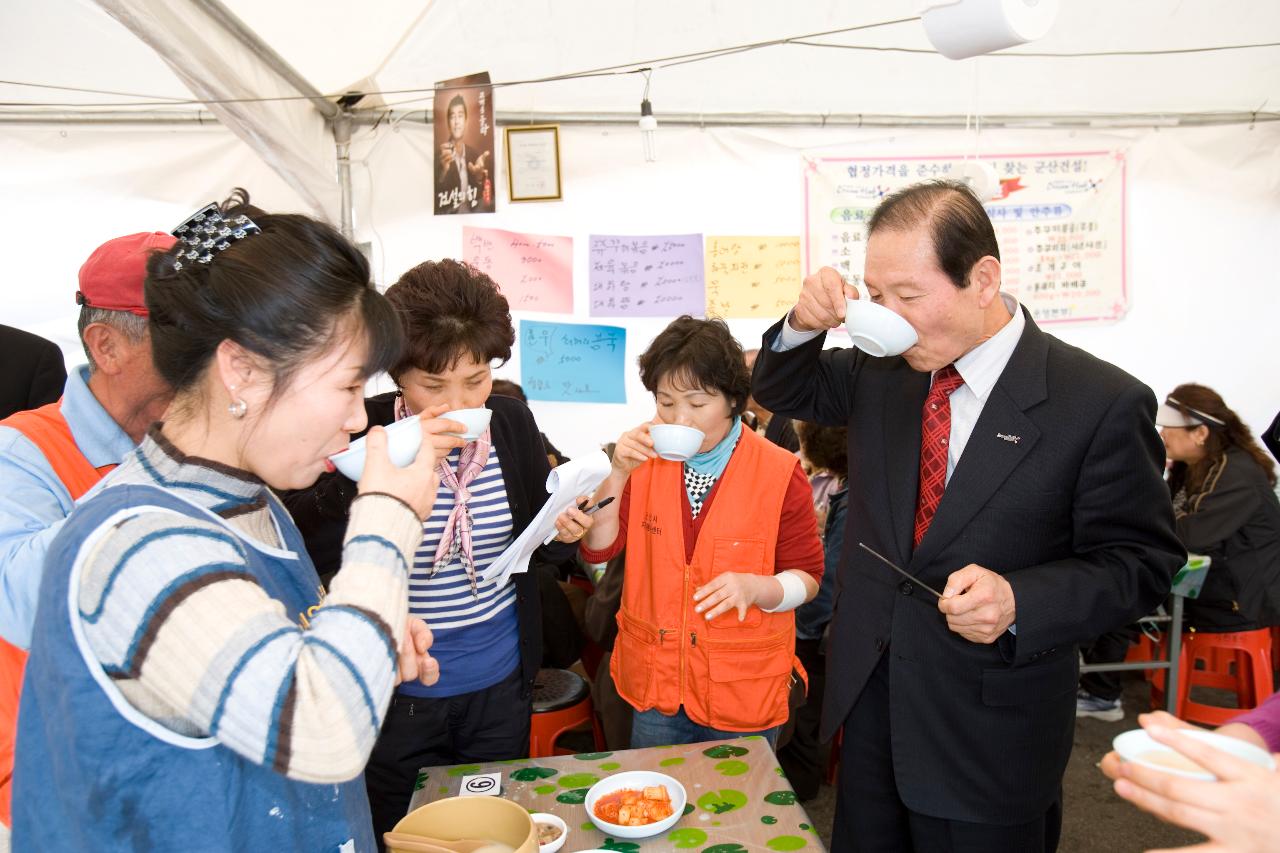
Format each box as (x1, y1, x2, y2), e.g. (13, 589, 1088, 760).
(189, 0, 338, 121)
(334, 110, 355, 240)
(1, 110, 1274, 130)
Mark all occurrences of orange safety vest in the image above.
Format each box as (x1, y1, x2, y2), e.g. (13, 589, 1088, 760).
(0, 400, 117, 826)
(611, 425, 806, 732)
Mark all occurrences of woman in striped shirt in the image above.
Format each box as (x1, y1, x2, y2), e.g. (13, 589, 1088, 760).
(288, 259, 595, 843)
(13, 191, 462, 851)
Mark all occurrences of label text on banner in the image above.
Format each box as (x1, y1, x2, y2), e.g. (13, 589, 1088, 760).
(520, 320, 626, 403)
(803, 151, 1128, 325)
(463, 226, 573, 314)
(588, 234, 704, 317)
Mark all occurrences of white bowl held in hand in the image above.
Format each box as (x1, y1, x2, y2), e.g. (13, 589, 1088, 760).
(1113, 728, 1276, 781)
(844, 297, 919, 357)
(649, 424, 705, 462)
(328, 415, 422, 481)
(584, 770, 687, 839)
(440, 407, 492, 441)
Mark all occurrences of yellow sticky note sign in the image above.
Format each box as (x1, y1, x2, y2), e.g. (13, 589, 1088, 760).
(704, 236, 802, 319)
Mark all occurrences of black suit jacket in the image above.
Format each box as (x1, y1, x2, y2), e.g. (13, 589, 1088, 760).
(1264, 409, 1280, 463)
(0, 325, 66, 419)
(753, 308, 1183, 824)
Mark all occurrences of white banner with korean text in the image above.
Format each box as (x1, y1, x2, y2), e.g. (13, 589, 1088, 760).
(803, 150, 1129, 326)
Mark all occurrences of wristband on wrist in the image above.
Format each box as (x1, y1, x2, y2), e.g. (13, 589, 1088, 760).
(761, 570, 808, 613)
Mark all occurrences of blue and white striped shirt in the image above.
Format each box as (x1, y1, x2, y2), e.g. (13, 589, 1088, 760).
(400, 443, 520, 697)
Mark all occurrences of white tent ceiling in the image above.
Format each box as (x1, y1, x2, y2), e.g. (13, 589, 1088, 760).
(4, 0, 1278, 118)
(3, 0, 1276, 225)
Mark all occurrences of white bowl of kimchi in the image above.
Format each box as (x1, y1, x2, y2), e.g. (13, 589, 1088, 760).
(584, 770, 686, 839)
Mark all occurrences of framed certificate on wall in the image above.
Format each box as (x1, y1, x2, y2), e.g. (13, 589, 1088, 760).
(505, 124, 562, 202)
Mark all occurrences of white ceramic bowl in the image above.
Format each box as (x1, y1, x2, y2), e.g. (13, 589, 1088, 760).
(649, 424, 705, 462)
(844, 297, 919, 357)
(441, 407, 492, 441)
(584, 770, 686, 840)
(530, 812, 567, 853)
(1113, 728, 1276, 781)
(328, 415, 422, 481)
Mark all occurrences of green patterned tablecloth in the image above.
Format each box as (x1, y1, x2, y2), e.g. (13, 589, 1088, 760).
(406, 736, 826, 852)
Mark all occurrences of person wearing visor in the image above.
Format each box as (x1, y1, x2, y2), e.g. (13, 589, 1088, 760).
(1078, 384, 1280, 720)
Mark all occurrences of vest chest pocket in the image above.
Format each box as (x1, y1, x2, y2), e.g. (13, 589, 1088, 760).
(705, 538, 768, 631)
(703, 632, 793, 731)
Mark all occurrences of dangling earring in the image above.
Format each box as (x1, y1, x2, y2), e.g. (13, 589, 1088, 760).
(228, 385, 248, 419)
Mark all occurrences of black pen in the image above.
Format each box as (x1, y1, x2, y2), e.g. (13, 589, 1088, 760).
(543, 496, 616, 545)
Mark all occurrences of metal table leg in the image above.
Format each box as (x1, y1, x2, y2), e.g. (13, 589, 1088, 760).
(1165, 594, 1184, 716)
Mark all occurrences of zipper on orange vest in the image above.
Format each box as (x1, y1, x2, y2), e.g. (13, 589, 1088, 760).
(690, 631, 697, 647)
(658, 629, 670, 644)
(679, 561, 691, 707)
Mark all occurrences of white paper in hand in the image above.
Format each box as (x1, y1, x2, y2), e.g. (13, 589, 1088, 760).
(481, 450, 612, 585)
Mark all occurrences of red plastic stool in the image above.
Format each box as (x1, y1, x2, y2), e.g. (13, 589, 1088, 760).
(1171, 629, 1275, 726)
(1124, 632, 1164, 681)
(528, 668, 604, 758)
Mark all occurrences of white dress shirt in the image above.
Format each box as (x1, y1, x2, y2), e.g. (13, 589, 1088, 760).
(774, 292, 1026, 484)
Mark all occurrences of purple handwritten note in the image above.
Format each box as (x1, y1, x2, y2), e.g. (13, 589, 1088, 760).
(588, 234, 705, 317)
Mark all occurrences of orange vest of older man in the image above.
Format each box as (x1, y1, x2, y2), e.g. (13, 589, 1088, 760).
(0, 231, 175, 826)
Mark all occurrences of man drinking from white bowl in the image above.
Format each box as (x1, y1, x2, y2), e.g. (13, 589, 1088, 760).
(752, 180, 1184, 853)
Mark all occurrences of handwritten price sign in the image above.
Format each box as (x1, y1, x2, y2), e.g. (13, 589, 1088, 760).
(588, 234, 704, 318)
(519, 320, 626, 403)
(463, 226, 573, 314)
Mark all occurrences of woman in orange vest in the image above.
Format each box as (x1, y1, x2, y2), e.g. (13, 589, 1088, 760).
(580, 316, 824, 748)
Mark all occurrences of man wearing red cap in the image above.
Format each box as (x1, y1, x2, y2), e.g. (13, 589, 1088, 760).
(0, 231, 175, 827)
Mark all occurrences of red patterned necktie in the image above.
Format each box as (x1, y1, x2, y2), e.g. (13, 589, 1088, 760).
(913, 365, 965, 549)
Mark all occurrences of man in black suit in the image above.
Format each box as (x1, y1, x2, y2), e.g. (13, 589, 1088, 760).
(752, 182, 1183, 852)
(743, 348, 800, 453)
(1264, 409, 1279, 463)
(0, 325, 66, 419)
(435, 94, 489, 214)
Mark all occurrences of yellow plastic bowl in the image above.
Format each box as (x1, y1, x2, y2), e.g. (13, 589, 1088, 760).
(388, 795, 538, 853)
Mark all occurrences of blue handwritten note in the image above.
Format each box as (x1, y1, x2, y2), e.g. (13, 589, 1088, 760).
(588, 234, 705, 317)
(520, 320, 627, 403)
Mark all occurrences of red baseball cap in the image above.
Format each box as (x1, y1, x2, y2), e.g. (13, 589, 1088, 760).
(76, 231, 177, 317)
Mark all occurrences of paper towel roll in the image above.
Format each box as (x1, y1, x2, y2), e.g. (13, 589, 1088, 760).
(921, 0, 1059, 60)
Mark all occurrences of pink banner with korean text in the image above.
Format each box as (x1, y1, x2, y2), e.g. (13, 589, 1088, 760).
(803, 150, 1129, 326)
(463, 226, 574, 314)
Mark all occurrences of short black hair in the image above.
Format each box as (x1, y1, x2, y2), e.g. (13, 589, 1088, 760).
(638, 316, 750, 416)
(145, 188, 401, 401)
(867, 180, 1000, 289)
(384, 259, 514, 379)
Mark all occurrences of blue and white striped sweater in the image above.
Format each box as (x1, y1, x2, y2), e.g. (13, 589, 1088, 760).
(72, 429, 423, 782)
(400, 443, 521, 697)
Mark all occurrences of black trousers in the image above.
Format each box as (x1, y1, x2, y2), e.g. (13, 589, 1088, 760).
(832, 655, 1062, 853)
(1079, 624, 1140, 701)
(777, 637, 828, 800)
(365, 666, 531, 851)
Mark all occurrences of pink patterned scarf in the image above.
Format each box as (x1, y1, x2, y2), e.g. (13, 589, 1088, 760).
(395, 395, 492, 594)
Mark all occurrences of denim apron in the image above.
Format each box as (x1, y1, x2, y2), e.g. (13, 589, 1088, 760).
(13, 483, 374, 852)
